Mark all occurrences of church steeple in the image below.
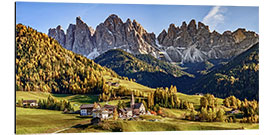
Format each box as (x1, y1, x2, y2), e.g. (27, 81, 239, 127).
(130, 92, 135, 108)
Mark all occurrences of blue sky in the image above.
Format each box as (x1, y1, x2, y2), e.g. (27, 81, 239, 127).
(16, 2, 259, 35)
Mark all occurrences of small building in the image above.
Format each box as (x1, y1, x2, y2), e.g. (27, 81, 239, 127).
(119, 108, 133, 118)
(22, 100, 38, 107)
(80, 103, 101, 116)
(92, 108, 109, 120)
(101, 109, 109, 119)
(133, 103, 146, 116)
(226, 109, 241, 115)
(195, 93, 204, 96)
(146, 111, 152, 115)
(111, 82, 119, 87)
(105, 82, 112, 86)
(106, 82, 119, 87)
(103, 104, 116, 115)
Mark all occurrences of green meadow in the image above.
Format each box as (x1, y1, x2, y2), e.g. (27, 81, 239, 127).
(16, 91, 258, 134)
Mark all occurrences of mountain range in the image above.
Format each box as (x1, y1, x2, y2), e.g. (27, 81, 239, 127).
(46, 14, 259, 100)
(48, 14, 258, 64)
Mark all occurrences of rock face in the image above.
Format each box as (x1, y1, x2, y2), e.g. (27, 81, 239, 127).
(157, 20, 259, 63)
(48, 15, 258, 63)
(48, 25, 66, 46)
(72, 17, 95, 55)
(48, 14, 158, 59)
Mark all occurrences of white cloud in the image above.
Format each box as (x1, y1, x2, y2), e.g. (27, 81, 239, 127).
(203, 6, 227, 31)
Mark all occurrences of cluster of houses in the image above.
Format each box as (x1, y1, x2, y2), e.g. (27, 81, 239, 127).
(80, 93, 147, 119)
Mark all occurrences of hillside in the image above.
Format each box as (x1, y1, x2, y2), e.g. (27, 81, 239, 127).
(94, 49, 194, 89)
(135, 54, 193, 77)
(16, 24, 118, 94)
(189, 43, 259, 100)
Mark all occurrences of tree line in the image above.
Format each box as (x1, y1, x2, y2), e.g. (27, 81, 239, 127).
(185, 94, 258, 123)
(17, 95, 74, 112)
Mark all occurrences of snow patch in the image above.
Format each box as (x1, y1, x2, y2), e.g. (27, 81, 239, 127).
(183, 44, 205, 63)
(174, 36, 182, 41)
(160, 51, 173, 62)
(155, 39, 162, 48)
(107, 29, 113, 36)
(126, 48, 132, 53)
(87, 48, 100, 59)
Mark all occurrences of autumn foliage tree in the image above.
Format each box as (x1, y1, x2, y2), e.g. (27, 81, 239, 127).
(16, 24, 118, 94)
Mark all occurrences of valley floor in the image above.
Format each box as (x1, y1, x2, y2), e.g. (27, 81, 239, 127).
(15, 91, 258, 134)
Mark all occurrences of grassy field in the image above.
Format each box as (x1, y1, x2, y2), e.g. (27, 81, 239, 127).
(103, 75, 155, 93)
(16, 107, 89, 134)
(176, 92, 224, 109)
(16, 91, 99, 110)
(61, 116, 258, 133)
(16, 91, 258, 134)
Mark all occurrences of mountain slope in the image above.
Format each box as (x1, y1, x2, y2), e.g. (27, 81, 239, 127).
(135, 54, 193, 77)
(94, 49, 163, 76)
(94, 49, 194, 90)
(16, 24, 118, 94)
(189, 43, 259, 100)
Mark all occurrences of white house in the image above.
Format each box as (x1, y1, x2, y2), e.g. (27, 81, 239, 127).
(133, 103, 146, 116)
(92, 109, 109, 120)
(22, 100, 38, 107)
(80, 103, 101, 116)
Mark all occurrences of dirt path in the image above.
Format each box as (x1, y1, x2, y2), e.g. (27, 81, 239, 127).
(52, 127, 71, 134)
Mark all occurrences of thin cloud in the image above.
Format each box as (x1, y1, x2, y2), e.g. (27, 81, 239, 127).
(203, 6, 227, 31)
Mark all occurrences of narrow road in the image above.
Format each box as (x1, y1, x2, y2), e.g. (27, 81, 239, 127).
(52, 127, 70, 134)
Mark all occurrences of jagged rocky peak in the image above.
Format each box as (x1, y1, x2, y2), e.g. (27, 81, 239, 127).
(198, 22, 210, 31)
(89, 26, 95, 36)
(48, 16, 258, 64)
(103, 14, 123, 31)
(187, 19, 197, 34)
(157, 29, 167, 44)
(65, 24, 76, 50)
(157, 19, 259, 63)
(49, 14, 158, 59)
(48, 25, 66, 46)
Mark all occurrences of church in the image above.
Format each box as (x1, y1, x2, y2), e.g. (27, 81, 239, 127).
(130, 92, 146, 116)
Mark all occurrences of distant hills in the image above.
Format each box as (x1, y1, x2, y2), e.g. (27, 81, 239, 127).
(94, 42, 259, 100)
(94, 49, 194, 89)
(189, 43, 259, 100)
(16, 24, 118, 94)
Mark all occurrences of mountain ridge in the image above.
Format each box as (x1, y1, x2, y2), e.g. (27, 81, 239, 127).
(48, 14, 258, 64)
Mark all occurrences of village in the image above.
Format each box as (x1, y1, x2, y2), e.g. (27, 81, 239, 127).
(79, 92, 153, 123)
(18, 92, 160, 124)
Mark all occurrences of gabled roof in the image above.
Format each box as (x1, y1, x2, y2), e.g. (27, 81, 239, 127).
(80, 104, 94, 109)
(23, 100, 37, 103)
(133, 103, 143, 109)
(80, 103, 101, 109)
(133, 109, 140, 115)
(124, 107, 132, 112)
(103, 104, 116, 109)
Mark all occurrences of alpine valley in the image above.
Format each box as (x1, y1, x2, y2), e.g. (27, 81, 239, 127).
(16, 13, 259, 134)
(48, 14, 259, 100)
